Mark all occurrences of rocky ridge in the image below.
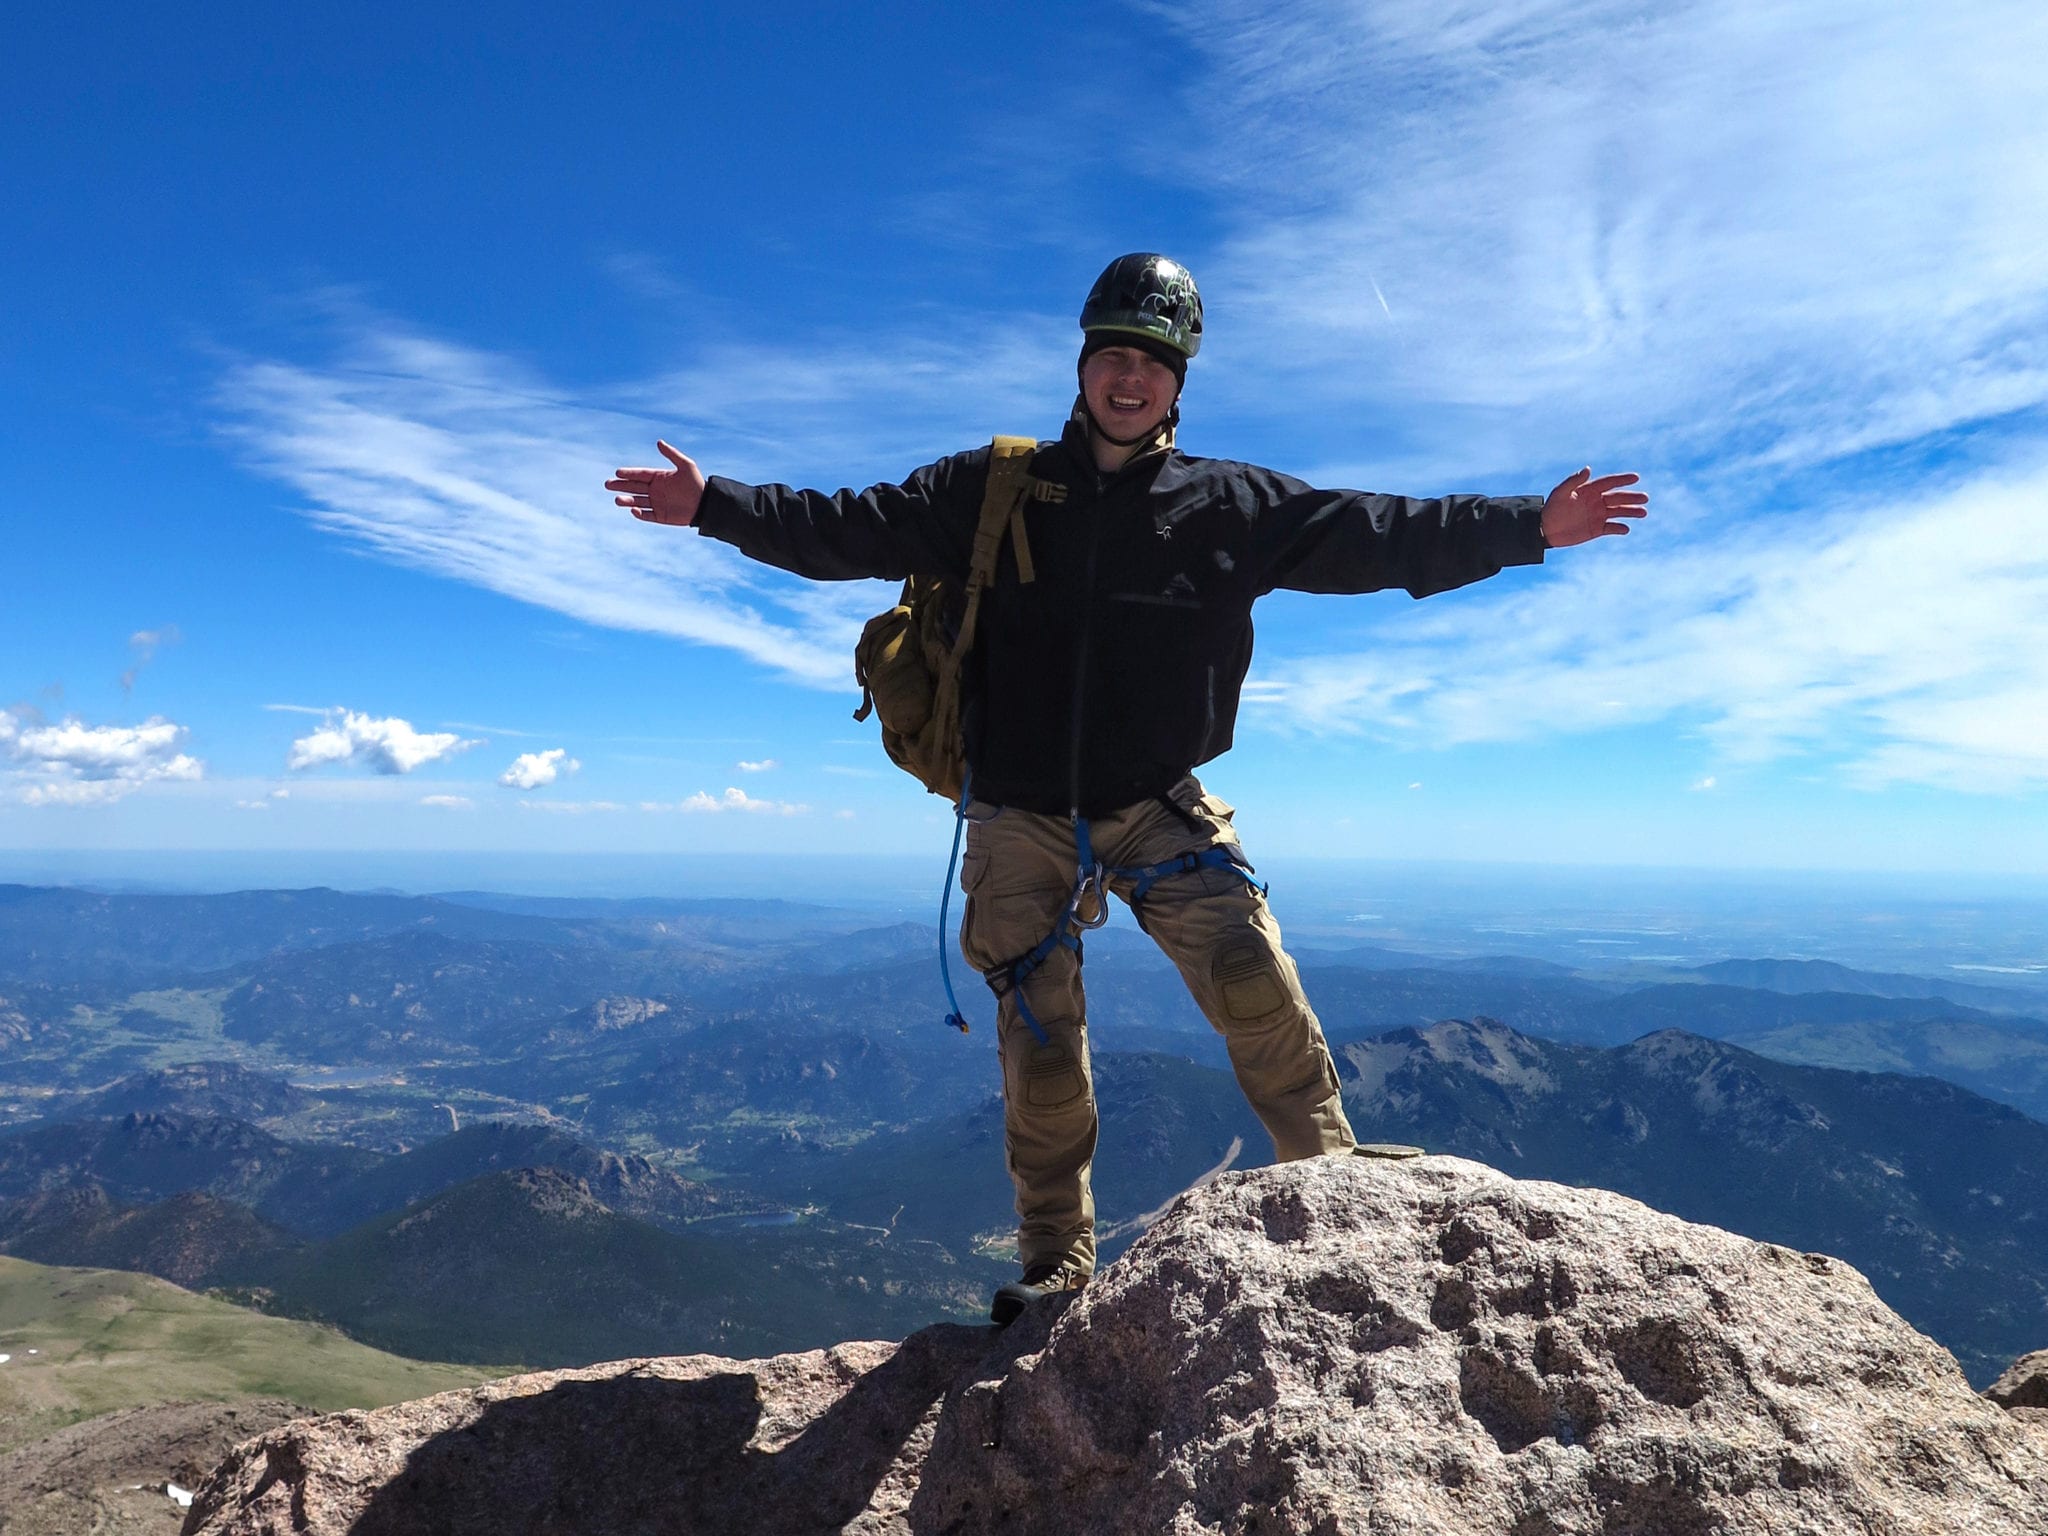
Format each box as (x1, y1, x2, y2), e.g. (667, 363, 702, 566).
(181, 1154, 2048, 1535)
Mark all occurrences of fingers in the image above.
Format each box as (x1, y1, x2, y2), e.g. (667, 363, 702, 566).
(1582, 471, 1639, 493)
(608, 471, 662, 485)
(658, 439, 692, 469)
(1549, 466, 1592, 500)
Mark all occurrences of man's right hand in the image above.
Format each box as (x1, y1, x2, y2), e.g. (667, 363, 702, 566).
(608, 440, 706, 527)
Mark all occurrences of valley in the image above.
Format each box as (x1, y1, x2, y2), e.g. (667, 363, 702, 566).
(2, 876, 2046, 1434)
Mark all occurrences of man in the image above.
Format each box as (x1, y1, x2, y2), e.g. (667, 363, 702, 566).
(609, 254, 1647, 1325)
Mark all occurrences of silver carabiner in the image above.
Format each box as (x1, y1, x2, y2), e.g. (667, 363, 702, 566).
(1071, 863, 1112, 930)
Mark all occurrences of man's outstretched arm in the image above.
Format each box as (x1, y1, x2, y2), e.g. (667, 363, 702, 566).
(608, 440, 980, 583)
(1252, 465, 1648, 597)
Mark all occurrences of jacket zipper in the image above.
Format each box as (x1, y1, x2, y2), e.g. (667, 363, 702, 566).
(1067, 501, 1105, 818)
(1064, 438, 1166, 818)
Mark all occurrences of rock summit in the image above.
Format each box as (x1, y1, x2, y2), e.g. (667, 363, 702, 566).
(183, 1154, 2048, 1535)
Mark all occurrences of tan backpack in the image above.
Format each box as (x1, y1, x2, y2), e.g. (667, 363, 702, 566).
(852, 436, 1056, 801)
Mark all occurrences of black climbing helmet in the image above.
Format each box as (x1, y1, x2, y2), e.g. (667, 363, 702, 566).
(1079, 254, 1204, 366)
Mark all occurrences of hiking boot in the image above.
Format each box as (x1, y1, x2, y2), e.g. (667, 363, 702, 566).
(990, 1260, 1089, 1327)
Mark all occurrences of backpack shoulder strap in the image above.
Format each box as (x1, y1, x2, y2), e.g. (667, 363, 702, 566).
(928, 437, 1040, 753)
(971, 436, 1038, 589)
(950, 436, 1036, 663)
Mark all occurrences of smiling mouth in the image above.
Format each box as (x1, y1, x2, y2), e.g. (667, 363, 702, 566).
(1109, 395, 1147, 410)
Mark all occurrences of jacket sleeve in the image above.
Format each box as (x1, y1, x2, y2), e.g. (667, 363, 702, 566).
(690, 448, 985, 582)
(1244, 464, 1548, 598)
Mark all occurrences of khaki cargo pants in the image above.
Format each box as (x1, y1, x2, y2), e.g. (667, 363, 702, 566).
(959, 775, 1355, 1277)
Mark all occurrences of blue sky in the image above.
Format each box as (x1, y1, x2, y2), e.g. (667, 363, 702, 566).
(4, 0, 2046, 877)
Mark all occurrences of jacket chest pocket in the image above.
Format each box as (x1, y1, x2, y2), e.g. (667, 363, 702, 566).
(1106, 589, 1203, 611)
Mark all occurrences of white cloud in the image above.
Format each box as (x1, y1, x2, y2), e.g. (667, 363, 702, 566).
(215, 315, 1072, 693)
(286, 709, 479, 775)
(1160, 0, 2048, 480)
(121, 625, 182, 693)
(498, 748, 579, 790)
(735, 758, 778, 773)
(2, 709, 206, 805)
(1249, 461, 2048, 792)
(833, 808, 856, 820)
(12, 716, 188, 773)
(1692, 776, 1718, 793)
(209, 5, 2048, 805)
(1121, 0, 2048, 797)
(24, 781, 131, 807)
(515, 799, 625, 814)
(420, 794, 474, 809)
(661, 786, 808, 816)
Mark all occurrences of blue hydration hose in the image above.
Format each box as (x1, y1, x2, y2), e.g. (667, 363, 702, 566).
(938, 774, 973, 1033)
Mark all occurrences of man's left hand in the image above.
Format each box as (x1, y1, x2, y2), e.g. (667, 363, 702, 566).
(1542, 468, 1648, 548)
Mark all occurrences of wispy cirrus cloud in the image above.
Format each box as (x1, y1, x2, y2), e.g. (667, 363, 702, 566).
(121, 625, 182, 694)
(1164, 0, 2048, 793)
(217, 315, 1075, 690)
(285, 708, 479, 775)
(1159, 0, 2048, 481)
(210, 1, 2048, 800)
(1250, 459, 2048, 791)
(2, 709, 205, 805)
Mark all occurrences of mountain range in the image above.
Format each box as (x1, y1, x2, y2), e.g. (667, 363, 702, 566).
(4, 881, 2046, 1387)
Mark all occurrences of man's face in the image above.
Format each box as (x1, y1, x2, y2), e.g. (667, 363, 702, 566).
(1080, 344, 1180, 441)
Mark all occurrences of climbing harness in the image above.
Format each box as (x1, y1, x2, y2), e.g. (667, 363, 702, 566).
(940, 793, 1268, 1043)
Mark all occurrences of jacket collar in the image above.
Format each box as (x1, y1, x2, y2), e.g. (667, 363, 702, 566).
(1061, 399, 1177, 480)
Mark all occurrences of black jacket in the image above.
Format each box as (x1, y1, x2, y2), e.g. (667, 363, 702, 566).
(693, 419, 1546, 815)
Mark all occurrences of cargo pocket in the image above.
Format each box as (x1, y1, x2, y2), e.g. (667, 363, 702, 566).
(1166, 776, 1238, 839)
(958, 848, 990, 971)
(960, 846, 989, 894)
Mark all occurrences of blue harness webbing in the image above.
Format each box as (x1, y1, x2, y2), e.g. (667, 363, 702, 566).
(943, 801, 1268, 1045)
